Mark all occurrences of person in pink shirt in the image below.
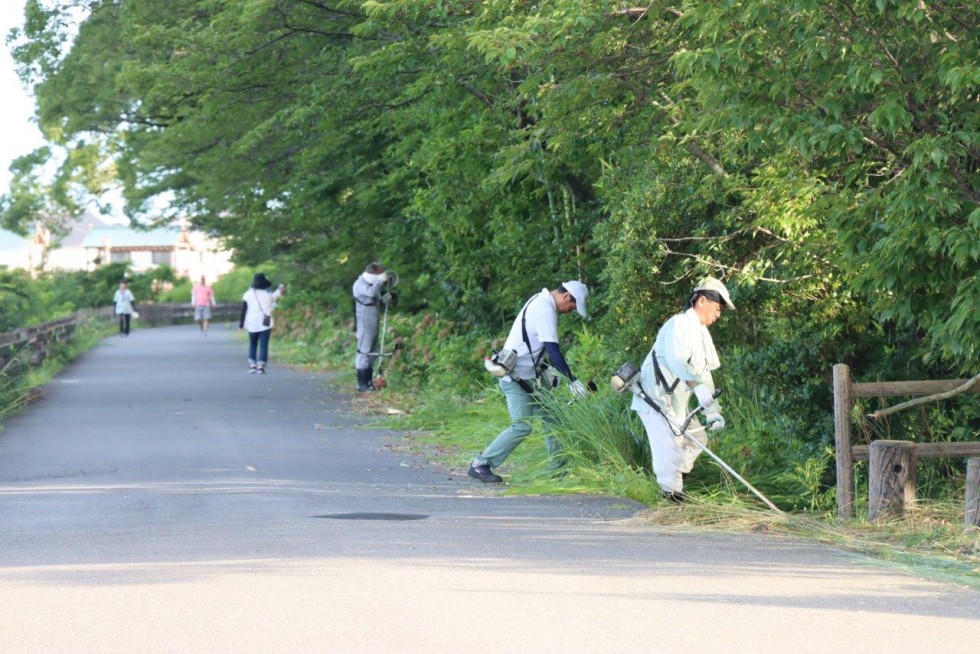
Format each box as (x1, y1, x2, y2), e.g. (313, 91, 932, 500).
(191, 276, 216, 335)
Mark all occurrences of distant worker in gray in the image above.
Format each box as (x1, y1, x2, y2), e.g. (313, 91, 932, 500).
(352, 262, 391, 391)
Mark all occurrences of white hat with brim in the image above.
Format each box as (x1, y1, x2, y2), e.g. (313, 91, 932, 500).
(694, 277, 736, 311)
(562, 280, 589, 319)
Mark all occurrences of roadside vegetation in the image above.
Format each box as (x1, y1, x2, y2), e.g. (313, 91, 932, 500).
(274, 307, 980, 587)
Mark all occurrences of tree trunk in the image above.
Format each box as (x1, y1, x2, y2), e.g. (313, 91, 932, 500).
(966, 458, 980, 528)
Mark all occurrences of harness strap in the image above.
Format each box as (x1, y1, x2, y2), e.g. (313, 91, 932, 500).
(653, 357, 680, 395)
(521, 294, 546, 374)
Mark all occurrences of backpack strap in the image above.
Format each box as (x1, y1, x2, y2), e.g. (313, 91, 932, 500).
(520, 293, 546, 375)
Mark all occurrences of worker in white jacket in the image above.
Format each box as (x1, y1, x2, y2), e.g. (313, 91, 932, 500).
(631, 277, 735, 501)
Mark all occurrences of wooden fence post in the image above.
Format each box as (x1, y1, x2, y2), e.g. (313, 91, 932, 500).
(869, 440, 917, 521)
(834, 364, 854, 519)
(966, 458, 980, 528)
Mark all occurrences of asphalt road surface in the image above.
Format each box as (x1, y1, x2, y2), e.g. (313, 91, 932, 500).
(0, 324, 977, 653)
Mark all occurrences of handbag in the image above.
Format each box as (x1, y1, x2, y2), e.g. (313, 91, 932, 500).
(254, 290, 272, 327)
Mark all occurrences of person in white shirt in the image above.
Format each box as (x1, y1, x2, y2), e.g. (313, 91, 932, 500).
(352, 262, 391, 391)
(468, 281, 590, 483)
(112, 280, 136, 336)
(239, 273, 284, 374)
(631, 277, 735, 501)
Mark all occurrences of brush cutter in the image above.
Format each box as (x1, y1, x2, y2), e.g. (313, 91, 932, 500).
(611, 362, 784, 513)
(368, 271, 399, 389)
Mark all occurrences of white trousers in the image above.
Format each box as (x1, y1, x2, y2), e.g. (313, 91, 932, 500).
(637, 409, 708, 494)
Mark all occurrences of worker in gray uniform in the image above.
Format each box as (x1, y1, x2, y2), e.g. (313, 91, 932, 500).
(352, 262, 390, 391)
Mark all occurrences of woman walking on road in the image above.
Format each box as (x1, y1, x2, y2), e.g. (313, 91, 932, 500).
(239, 273, 284, 374)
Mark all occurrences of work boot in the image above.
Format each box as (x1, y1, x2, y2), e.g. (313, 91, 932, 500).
(356, 369, 372, 392)
(467, 463, 503, 483)
(366, 366, 376, 391)
(661, 490, 687, 504)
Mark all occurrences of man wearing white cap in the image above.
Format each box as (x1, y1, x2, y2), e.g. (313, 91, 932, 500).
(468, 281, 590, 483)
(631, 276, 735, 501)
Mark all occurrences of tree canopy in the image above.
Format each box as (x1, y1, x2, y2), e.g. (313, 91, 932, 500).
(3, 0, 977, 374)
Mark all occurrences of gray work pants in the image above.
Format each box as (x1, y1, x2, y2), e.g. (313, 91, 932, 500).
(475, 379, 562, 469)
(355, 303, 379, 369)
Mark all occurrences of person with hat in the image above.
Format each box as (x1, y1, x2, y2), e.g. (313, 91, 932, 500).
(631, 276, 735, 501)
(352, 262, 391, 391)
(239, 272, 284, 374)
(467, 281, 590, 483)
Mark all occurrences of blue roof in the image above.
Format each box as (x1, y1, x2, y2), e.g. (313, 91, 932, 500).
(0, 228, 31, 252)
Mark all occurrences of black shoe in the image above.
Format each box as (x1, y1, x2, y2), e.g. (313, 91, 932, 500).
(467, 464, 503, 483)
(661, 490, 687, 504)
(356, 368, 372, 391)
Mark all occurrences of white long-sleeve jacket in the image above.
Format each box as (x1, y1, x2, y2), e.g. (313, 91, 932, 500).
(631, 308, 721, 420)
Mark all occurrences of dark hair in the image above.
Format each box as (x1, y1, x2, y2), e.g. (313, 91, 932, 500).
(556, 284, 569, 294)
(365, 262, 384, 274)
(685, 289, 724, 310)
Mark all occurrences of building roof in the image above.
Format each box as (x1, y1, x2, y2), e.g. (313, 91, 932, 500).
(57, 211, 112, 248)
(81, 226, 188, 250)
(0, 228, 31, 253)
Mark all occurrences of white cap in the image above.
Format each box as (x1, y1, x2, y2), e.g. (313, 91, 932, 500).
(693, 277, 736, 311)
(562, 280, 589, 319)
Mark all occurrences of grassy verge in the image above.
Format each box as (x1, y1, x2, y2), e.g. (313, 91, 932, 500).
(0, 318, 112, 423)
(274, 314, 980, 587)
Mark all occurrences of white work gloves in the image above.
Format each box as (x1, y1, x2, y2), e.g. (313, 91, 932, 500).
(704, 412, 726, 431)
(694, 384, 724, 431)
(569, 379, 588, 399)
(381, 292, 393, 304)
(693, 384, 717, 410)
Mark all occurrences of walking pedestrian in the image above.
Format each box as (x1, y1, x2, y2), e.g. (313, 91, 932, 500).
(468, 281, 590, 483)
(631, 277, 735, 502)
(352, 262, 391, 391)
(191, 275, 216, 335)
(112, 279, 136, 336)
(239, 273, 284, 374)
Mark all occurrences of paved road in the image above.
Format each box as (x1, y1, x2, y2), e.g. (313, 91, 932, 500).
(0, 325, 977, 653)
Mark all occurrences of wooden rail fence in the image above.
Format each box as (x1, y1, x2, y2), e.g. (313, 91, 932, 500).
(833, 363, 980, 523)
(1, 303, 240, 380)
